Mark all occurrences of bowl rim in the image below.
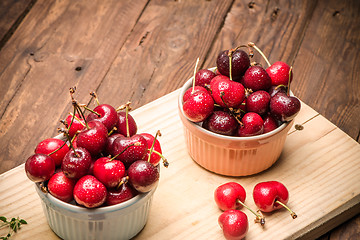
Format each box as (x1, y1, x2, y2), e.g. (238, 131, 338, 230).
(178, 67, 292, 141)
(35, 181, 155, 214)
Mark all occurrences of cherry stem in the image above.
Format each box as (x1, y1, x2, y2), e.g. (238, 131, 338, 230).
(69, 86, 90, 130)
(150, 149, 169, 168)
(248, 42, 271, 68)
(275, 200, 297, 219)
(236, 199, 265, 226)
(108, 127, 117, 136)
(287, 66, 293, 96)
(147, 130, 161, 162)
(110, 142, 141, 161)
(116, 176, 129, 190)
(57, 127, 79, 157)
(228, 52, 233, 81)
(90, 92, 100, 106)
(125, 104, 130, 137)
(192, 57, 200, 94)
(81, 105, 101, 117)
(69, 112, 86, 127)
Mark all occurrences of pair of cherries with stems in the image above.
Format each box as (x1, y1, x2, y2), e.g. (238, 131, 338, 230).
(215, 181, 297, 240)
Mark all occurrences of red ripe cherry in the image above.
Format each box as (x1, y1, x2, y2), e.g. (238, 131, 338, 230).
(194, 69, 216, 87)
(253, 181, 297, 219)
(76, 120, 108, 156)
(246, 90, 271, 116)
(263, 114, 279, 133)
(47, 171, 76, 203)
(128, 160, 159, 193)
(183, 86, 208, 102)
(242, 66, 272, 91)
(270, 92, 301, 122)
(183, 89, 214, 123)
(25, 153, 55, 182)
(65, 113, 85, 138)
(214, 182, 246, 211)
(35, 138, 69, 167)
(61, 147, 92, 179)
(216, 49, 250, 81)
(115, 111, 137, 137)
(106, 183, 138, 206)
(210, 75, 245, 108)
(141, 133, 162, 166)
(112, 134, 148, 168)
(93, 157, 126, 188)
(86, 104, 118, 132)
(237, 112, 264, 137)
(218, 209, 249, 240)
(266, 61, 293, 86)
(202, 111, 238, 136)
(73, 175, 107, 208)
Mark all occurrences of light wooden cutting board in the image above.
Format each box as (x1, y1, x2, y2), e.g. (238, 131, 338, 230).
(1, 89, 359, 240)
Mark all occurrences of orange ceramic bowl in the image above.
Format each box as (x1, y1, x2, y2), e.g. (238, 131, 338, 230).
(178, 71, 294, 176)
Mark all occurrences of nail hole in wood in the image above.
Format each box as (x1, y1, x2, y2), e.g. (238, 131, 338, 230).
(295, 124, 304, 130)
(29, 52, 34, 56)
(333, 11, 340, 17)
(248, 1, 255, 8)
(271, 7, 280, 20)
(75, 66, 82, 71)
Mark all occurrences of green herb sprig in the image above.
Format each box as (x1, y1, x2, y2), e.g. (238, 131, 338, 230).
(0, 216, 27, 240)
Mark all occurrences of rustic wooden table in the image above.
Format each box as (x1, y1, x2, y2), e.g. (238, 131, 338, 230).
(0, 0, 359, 239)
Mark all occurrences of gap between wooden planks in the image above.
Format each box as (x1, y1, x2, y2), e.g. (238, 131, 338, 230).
(0, 89, 359, 240)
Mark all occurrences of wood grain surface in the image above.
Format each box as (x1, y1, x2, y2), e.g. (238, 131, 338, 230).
(0, 0, 359, 239)
(0, 91, 359, 240)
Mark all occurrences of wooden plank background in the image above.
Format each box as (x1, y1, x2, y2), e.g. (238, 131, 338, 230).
(0, 0, 359, 239)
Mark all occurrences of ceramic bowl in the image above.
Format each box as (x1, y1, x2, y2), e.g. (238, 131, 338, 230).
(178, 70, 294, 176)
(35, 182, 156, 240)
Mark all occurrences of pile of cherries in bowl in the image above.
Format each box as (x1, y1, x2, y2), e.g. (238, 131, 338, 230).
(25, 88, 167, 208)
(182, 42, 301, 137)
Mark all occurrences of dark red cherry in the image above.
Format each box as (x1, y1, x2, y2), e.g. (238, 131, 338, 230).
(246, 90, 271, 116)
(106, 183, 138, 206)
(242, 66, 272, 91)
(268, 85, 287, 97)
(216, 49, 250, 80)
(195, 69, 216, 87)
(112, 134, 148, 168)
(25, 153, 55, 182)
(203, 111, 238, 136)
(270, 92, 301, 122)
(86, 104, 118, 132)
(128, 160, 159, 193)
(115, 112, 137, 137)
(61, 147, 92, 179)
(237, 112, 264, 137)
(263, 114, 279, 133)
